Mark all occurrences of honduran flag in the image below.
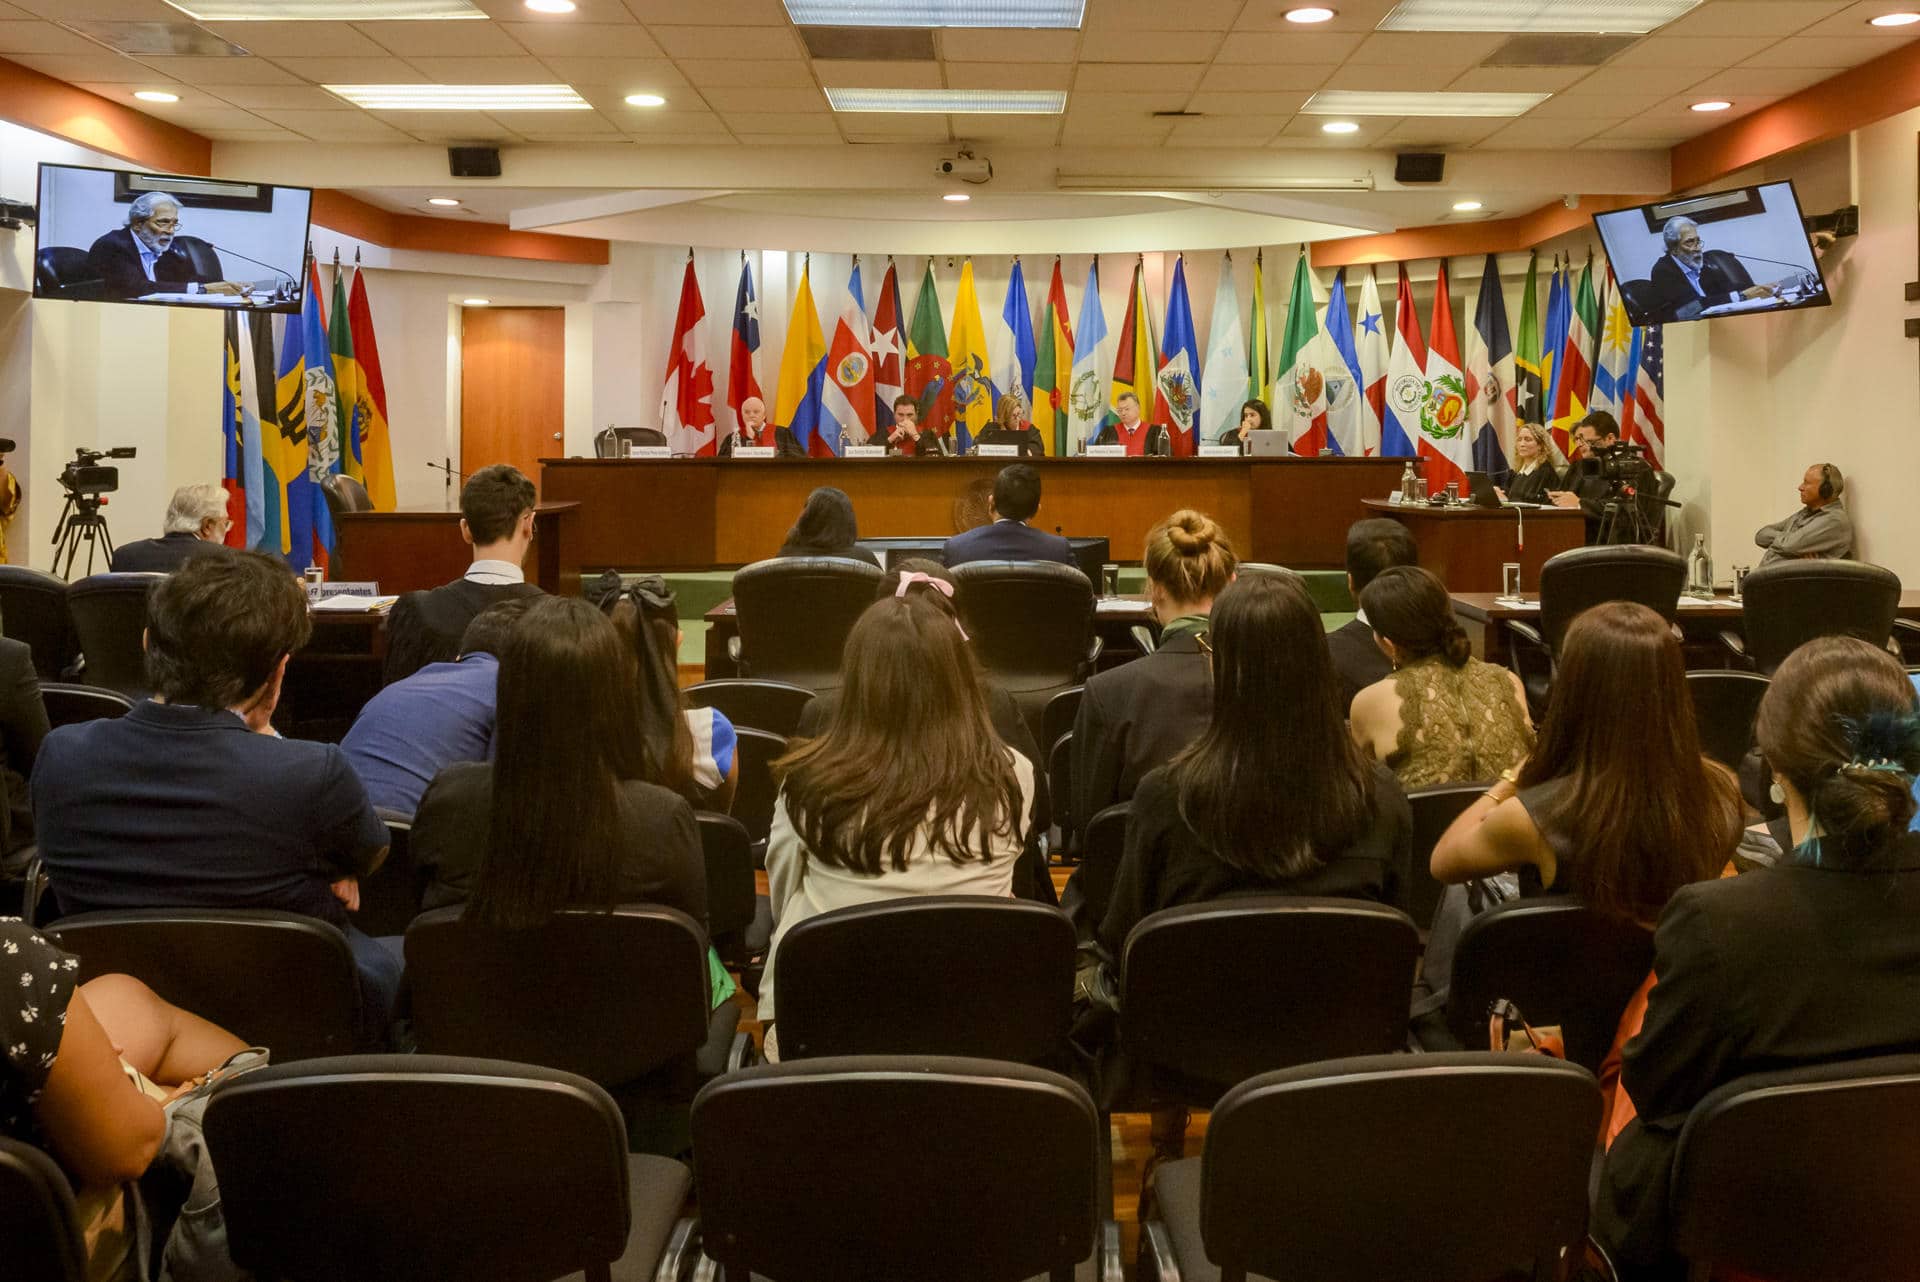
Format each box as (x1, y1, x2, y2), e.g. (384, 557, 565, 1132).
(772, 258, 832, 457)
(871, 258, 905, 433)
(1381, 263, 1426, 459)
(658, 254, 716, 457)
(1354, 266, 1387, 457)
(1465, 252, 1516, 475)
(1419, 259, 1473, 495)
(819, 260, 877, 450)
(728, 256, 765, 447)
(1158, 254, 1201, 456)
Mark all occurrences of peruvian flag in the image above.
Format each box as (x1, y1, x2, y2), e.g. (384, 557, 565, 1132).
(1419, 259, 1472, 495)
(820, 260, 877, 451)
(659, 256, 715, 456)
(871, 258, 905, 432)
(727, 257, 764, 448)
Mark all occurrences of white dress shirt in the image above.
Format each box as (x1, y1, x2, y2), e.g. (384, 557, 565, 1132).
(464, 558, 525, 586)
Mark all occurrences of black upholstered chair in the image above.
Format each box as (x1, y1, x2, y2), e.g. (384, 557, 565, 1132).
(48, 909, 361, 1060)
(692, 1056, 1101, 1282)
(0, 1136, 87, 1282)
(1142, 1053, 1601, 1282)
(33, 247, 103, 302)
(1445, 898, 1655, 1071)
(1686, 670, 1771, 769)
(171, 235, 223, 282)
(0, 566, 77, 681)
(729, 556, 884, 691)
(1671, 1055, 1920, 1282)
(731, 726, 784, 854)
(318, 475, 374, 579)
(1049, 729, 1075, 855)
(346, 813, 428, 940)
(36, 681, 133, 730)
(66, 571, 164, 699)
(594, 426, 669, 457)
(1620, 278, 1658, 320)
(1405, 782, 1489, 933)
(953, 560, 1100, 741)
(1505, 545, 1686, 711)
(1042, 685, 1084, 754)
(684, 678, 816, 737)
(773, 897, 1075, 1064)
(697, 811, 769, 993)
(1726, 558, 1900, 674)
(1075, 801, 1131, 932)
(203, 1055, 696, 1282)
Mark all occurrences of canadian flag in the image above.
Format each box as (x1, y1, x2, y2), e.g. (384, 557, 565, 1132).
(659, 257, 715, 456)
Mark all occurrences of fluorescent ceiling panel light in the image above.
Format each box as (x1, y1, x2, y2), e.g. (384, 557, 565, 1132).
(1377, 0, 1698, 32)
(463, 298, 491, 306)
(1302, 89, 1548, 116)
(825, 87, 1066, 113)
(784, 0, 1084, 27)
(1056, 173, 1374, 192)
(166, 0, 481, 16)
(325, 83, 591, 109)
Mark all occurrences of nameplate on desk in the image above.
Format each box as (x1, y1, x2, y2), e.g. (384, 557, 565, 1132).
(1084, 445, 1127, 458)
(316, 582, 380, 599)
(1197, 445, 1241, 458)
(626, 445, 671, 459)
(976, 444, 1020, 458)
(732, 446, 775, 459)
(844, 444, 886, 458)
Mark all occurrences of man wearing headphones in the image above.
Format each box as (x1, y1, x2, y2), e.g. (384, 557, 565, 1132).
(1755, 463, 1853, 564)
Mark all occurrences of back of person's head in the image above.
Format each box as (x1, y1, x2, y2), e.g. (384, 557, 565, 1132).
(1521, 601, 1740, 918)
(469, 596, 648, 928)
(992, 464, 1042, 522)
(1345, 518, 1418, 593)
(1757, 636, 1920, 867)
(588, 573, 695, 797)
(1144, 509, 1236, 608)
(1359, 566, 1470, 668)
(457, 596, 535, 659)
(460, 465, 536, 546)
(145, 549, 308, 708)
(785, 486, 859, 550)
(1169, 573, 1376, 879)
(876, 557, 960, 611)
(777, 592, 1020, 876)
(163, 483, 228, 536)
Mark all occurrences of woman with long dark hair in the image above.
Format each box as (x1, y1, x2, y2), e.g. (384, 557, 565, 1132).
(1224, 398, 1272, 451)
(757, 591, 1034, 1034)
(1096, 573, 1412, 955)
(775, 486, 880, 566)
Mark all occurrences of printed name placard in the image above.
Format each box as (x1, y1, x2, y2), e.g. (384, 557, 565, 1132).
(844, 444, 886, 458)
(732, 446, 776, 459)
(1084, 444, 1127, 458)
(976, 444, 1020, 458)
(627, 445, 672, 458)
(1197, 445, 1241, 458)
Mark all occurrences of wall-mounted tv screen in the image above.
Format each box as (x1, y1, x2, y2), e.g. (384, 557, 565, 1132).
(1592, 180, 1830, 326)
(32, 163, 313, 314)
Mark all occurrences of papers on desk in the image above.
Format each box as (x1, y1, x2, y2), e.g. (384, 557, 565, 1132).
(311, 594, 398, 612)
(1492, 596, 1538, 610)
(1676, 596, 1727, 608)
(1095, 597, 1146, 613)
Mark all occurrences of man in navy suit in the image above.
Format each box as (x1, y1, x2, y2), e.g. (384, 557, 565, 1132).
(941, 464, 1075, 567)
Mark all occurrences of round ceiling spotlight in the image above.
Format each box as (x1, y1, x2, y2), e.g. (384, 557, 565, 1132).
(428, 197, 461, 207)
(1452, 200, 1483, 212)
(1285, 6, 1336, 22)
(1869, 11, 1920, 25)
(463, 298, 492, 306)
(943, 192, 971, 202)
(1321, 120, 1360, 134)
(134, 90, 179, 103)
(1690, 100, 1732, 112)
(524, 0, 576, 12)
(625, 93, 667, 107)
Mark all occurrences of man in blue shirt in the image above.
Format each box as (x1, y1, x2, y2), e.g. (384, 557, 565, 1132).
(342, 598, 531, 818)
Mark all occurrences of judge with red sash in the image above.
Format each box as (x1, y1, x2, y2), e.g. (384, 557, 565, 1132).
(1091, 391, 1171, 457)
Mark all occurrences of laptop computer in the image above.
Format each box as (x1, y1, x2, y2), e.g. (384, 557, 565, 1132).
(1465, 470, 1502, 508)
(1246, 430, 1290, 457)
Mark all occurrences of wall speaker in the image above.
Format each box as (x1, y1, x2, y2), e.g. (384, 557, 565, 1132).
(447, 146, 501, 179)
(1394, 152, 1446, 184)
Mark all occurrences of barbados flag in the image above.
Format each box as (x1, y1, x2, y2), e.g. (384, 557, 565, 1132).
(772, 258, 832, 457)
(271, 263, 319, 565)
(300, 259, 344, 566)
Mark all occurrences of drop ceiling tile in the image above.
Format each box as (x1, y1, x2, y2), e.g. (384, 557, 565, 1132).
(1798, 0, 1920, 35)
(622, 0, 787, 19)
(937, 29, 1079, 62)
(1687, 64, 1842, 94)
(810, 59, 938, 89)
(140, 55, 305, 83)
(716, 111, 838, 134)
(73, 78, 184, 103)
(1555, 64, 1714, 95)
(498, 110, 619, 133)
(0, 20, 104, 54)
(252, 109, 414, 141)
(203, 83, 353, 108)
(839, 114, 951, 138)
(1739, 33, 1913, 63)
(1058, 117, 1172, 144)
(1378, 116, 1508, 145)
(733, 132, 831, 143)
(1445, 65, 1591, 92)
(574, 83, 700, 112)
(671, 57, 805, 87)
(400, 56, 555, 82)
(5, 0, 177, 16)
(635, 132, 740, 144)
(1522, 86, 1658, 114)
(943, 62, 1072, 90)
(1607, 34, 1782, 66)
(1659, 0, 1850, 37)
(203, 127, 302, 141)
(1064, 89, 1194, 118)
(358, 20, 528, 57)
(650, 24, 800, 60)
(1071, 62, 1203, 92)
(960, 115, 1062, 141)
(1582, 133, 1693, 149)
(0, 1, 34, 14)
(1347, 32, 1506, 65)
(371, 110, 524, 140)
(1078, 29, 1220, 62)
(496, 22, 663, 57)
(1214, 30, 1366, 62)
(1321, 61, 1466, 91)
(1272, 113, 1393, 143)
(619, 108, 730, 133)
(702, 86, 824, 113)
(1184, 90, 1309, 115)
(1197, 62, 1331, 91)
(1235, 0, 1399, 31)
(6, 50, 154, 80)
(468, 0, 634, 17)
(268, 56, 429, 83)
(150, 104, 275, 129)
(539, 56, 689, 88)
(517, 134, 633, 144)
(1083, 0, 1243, 30)
(1476, 117, 1610, 147)
(197, 22, 384, 57)
(1166, 114, 1289, 144)
(1640, 91, 1766, 119)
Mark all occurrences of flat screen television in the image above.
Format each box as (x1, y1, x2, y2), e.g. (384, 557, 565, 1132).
(32, 163, 313, 314)
(1591, 180, 1831, 326)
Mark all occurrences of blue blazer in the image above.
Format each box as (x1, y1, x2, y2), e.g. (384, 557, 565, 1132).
(941, 519, 1075, 568)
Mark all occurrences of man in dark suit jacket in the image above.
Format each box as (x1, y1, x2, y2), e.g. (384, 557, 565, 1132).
(1644, 216, 1776, 323)
(940, 464, 1075, 567)
(0, 636, 48, 860)
(1327, 517, 1419, 714)
(111, 482, 233, 573)
(85, 192, 249, 302)
(383, 464, 544, 685)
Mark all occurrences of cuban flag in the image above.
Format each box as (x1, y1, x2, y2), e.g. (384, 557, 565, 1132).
(1158, 254, 1202, 456)
(1320, 267, 1366, 457)
(1381, 263, 1426, 459)
(1465, 252, 1516, 475)
(1355, 267, 1387, 456)
(988, 257, 1038, 417)
(819, 262, 878, 451)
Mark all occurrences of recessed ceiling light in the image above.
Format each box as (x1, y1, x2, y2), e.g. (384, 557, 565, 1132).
(824, 87, 1066, 113)
(943, 192, 971, 201)
(1321, 120, 1360, 134)
(1453, 199, 1483, 211)
(134, 90, 180, 102)
(784, 0, 1084, 26)
(163, 0, 482, 16)
(624, 93, 667, 107)
(1690, 99, 1731, 112)
(523, 0, 574, 10)
(324, 83, 591, 110)
(1285, 6, 1336, 21)
(1377, 0, 1699, 32)
(1302, 89, 1550, 117)
(463, 298, 491, 306)
(1869, 11, 1920, 24)
(428, 197, 461, 206)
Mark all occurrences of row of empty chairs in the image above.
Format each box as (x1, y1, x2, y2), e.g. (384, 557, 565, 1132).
(0, 565, 161, 696)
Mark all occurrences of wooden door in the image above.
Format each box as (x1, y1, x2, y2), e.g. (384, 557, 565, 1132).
(460, 306, 564, 484)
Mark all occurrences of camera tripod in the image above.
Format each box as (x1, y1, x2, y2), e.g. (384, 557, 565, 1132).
(52, 491, 114, 577)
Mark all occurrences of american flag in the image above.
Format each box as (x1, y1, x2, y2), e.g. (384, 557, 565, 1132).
(1625, 324, 1664, 469)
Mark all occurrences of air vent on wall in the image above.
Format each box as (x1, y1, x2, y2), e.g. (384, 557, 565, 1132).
(798, 26, 938, 60)
(62, 20, 251, 57)
(1482, 33, 1640, 66)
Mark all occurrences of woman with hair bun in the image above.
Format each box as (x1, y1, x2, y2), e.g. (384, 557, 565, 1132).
(1595, 635, 1920, 1277)
(1348, 565, 1533, 788)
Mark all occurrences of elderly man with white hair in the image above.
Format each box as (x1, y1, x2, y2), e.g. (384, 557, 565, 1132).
(86, 191, 250, 302)
(110, 482, 233, 573)
(1645, 215, 1791, 323)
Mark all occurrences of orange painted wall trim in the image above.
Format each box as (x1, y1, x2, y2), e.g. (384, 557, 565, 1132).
(0, 57, 211, 176)
(1309, 194, 1641, 269)
(309, 189, 610, 267)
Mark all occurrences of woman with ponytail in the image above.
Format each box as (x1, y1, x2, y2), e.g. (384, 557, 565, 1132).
(1595, 635, 1920, 1277)
(1349, 566, 1534, 788)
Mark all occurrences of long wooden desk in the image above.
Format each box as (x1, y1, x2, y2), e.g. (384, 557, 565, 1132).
(332, 501, 581, 595)
(1361, 499, 1586, 594)
(542, 456, 1404, 575)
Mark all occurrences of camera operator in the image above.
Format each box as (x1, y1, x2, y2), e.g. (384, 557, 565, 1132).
(1548, 411, 1658, 544)
(111, 482, 232, 574)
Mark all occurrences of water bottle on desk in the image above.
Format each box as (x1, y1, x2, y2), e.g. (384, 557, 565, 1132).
(1399, 462, 1419, 504)
(1686, 533, 1714, 598)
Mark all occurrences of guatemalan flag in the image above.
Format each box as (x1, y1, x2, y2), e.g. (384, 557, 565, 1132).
(988, 257, 1038, 416)
(1419, 259, 1473, 496)
(1320, 268, 1367, 457)
(1465, 252, 1516, 475)
(1381, 263, 1425, 459)
(727, 257, 764, 447)
(1355, 267, 1387, 456)
(1159, 254, 1202, 456)
(820, 260, 877, 450)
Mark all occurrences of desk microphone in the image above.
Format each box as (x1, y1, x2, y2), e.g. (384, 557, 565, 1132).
(202, 242, 299, 295)
(1727, 250, 1817, 273)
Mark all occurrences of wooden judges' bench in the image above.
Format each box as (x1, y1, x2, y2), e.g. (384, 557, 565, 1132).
(539, 456, 1406, 573)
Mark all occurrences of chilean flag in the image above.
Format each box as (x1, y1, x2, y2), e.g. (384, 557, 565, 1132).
(1420, 259, 1472, 496)
(871, 258, 905, 432)
(1381, 263, 1426, 458)
(727, 257, 764, 448)
(819, 261, 877, 451)
(658, 255, 715, 457)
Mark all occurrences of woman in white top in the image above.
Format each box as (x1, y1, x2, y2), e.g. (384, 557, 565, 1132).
(757, 590, 1035, 1042)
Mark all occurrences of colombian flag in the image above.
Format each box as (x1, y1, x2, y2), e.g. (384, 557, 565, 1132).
(772, 258, 831, 457)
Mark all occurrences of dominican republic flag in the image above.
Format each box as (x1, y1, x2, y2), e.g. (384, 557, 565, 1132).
(1355, 267, 1387, 456)
(1624, 324, 1665, 468)
(1465, 252, 1516, 475)
(1419, 259, 1472, 495)
(1320, 267, 1366, 457)
(820, 260, 877, 450)
(658, 255, 716, 457)
(989, 257, 1038, 416)
(1158, 254, 1201, 456)
(871, 258, 905, 432)
(727, 257, 764, 447)
(1382, 263, 1426, 459)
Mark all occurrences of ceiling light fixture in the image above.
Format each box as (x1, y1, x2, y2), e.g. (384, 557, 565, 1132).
(1690, 99, 1731, 111)
(1452, 199, 1483, 211)
(463, 298, 491, 306)
(324, 83, 591, 110)
(624, 93, 667, 107)
(824, 87, 1066, 113)
(943, 192, 971, 201)
(1284, 6, 1336, 21)
(428, 197, 461, 206)
(1302, 89, 1549, 117)
(163, 0, 482, 17)
(523, 0, 574, 10)
(1869, 11, 1920, 23)
(1320, 120, 1360, 134)
(134, 90, 180, 102)
(1377, 0, 1699, 32)
(783, 0, 1084, 27)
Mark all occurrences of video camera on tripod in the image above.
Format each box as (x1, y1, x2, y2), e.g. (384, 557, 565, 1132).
(52, 446, 136, 577)
(1576, 439, 1648, 488)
